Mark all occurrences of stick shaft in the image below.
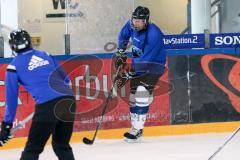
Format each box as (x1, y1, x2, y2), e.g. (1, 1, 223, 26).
(83, 67, 121, 144)
(11, 112, 34, 134)
(208, 127, 240, 160)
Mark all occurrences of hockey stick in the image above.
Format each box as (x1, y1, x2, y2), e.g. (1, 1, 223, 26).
(10, 112, 34, 134)
(82, 66, 121, 145)
(208, 127, 240, 160)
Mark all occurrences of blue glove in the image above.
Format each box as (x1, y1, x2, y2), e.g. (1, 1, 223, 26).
(0, 121, 13, 147)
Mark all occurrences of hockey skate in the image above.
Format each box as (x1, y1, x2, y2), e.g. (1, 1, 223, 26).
(124, 128, 143, 142)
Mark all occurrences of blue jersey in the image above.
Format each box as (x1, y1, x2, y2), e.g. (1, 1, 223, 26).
(118, 20, 166, 75)
(4, 49, 73, 123)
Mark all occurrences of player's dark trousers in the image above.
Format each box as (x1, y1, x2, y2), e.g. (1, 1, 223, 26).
(20, 96, 76, 160)
(130, 73, 162, 94)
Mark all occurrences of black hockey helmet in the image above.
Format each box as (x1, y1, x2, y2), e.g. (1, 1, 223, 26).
(132, 6, 150, 23)
(8, 29, 32, 53)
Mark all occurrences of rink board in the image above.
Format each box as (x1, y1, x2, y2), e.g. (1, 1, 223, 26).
(0, 54, 170, 138)
(168, 48, 240, 124)
(1, 48, 240, 150)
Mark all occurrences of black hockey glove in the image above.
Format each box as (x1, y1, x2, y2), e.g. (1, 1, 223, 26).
(115, 70, 135, 89)
(114, 49, 127, 69)
(0, 121, 13, 147)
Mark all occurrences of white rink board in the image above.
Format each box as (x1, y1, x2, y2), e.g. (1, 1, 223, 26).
(0, 133, 240, 160)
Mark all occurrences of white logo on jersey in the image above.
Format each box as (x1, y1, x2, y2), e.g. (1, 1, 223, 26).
(28, 55, 49, 71)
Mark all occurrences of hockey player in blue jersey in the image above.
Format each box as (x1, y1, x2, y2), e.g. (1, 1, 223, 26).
(0, 29, 76, 160)
(115, 6, 166, 141)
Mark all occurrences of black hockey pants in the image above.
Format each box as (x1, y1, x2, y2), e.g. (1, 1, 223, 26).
(20, 96, 76, 160)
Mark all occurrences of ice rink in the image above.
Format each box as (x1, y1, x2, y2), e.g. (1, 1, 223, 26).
(0, 132, 240, 160)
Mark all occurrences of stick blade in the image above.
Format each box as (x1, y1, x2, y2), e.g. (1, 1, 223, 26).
(82, 137, 94, 145)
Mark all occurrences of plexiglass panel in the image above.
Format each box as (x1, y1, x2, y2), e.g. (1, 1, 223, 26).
(66, 0, 134, 54)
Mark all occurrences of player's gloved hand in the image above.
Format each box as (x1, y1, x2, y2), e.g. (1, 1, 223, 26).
(0, 121, 13, 147)
(114, 49, 127, 69)
(115, 70, 135, 89)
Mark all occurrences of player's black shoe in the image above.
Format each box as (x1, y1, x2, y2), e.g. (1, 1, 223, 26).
(124, 128, 143, 142)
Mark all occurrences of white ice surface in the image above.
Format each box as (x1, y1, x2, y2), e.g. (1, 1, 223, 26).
(0, 132, 240, 160)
